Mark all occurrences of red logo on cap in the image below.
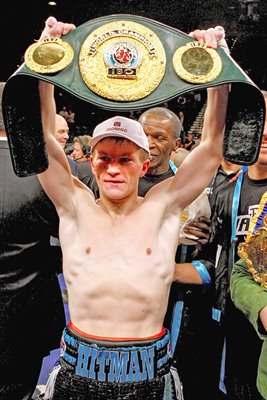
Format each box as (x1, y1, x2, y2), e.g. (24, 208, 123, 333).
(114, 121, 121, 127)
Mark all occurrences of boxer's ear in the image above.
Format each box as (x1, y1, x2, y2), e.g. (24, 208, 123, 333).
(140, 158, 150, 177)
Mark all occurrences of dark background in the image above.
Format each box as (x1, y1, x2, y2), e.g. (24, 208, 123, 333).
(2, 0, 267, 85)
(2, 0, 267, 132)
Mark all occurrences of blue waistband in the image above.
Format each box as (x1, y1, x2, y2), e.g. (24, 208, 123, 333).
(60, 326, 171, 383)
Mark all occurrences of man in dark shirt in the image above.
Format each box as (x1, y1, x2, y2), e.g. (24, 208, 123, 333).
(179, 91, 267, 399)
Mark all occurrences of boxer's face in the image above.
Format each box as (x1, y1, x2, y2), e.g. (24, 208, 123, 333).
(91, 139, 149, 200)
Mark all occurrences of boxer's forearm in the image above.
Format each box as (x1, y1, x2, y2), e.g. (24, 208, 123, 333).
(39, 81, 56, 131)
(38, 81, 59, 157)
(201, 84, 229, 154)
(192, 26, 230, 157)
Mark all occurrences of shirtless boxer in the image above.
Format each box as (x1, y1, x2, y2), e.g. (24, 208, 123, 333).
(36, 17, 228, 400)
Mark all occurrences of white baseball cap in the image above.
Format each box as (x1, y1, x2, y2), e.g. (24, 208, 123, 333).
(90, 116, 150, 154)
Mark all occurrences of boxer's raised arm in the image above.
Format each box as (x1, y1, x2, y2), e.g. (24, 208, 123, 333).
(37, 18, 77, 212)
(147, 27, 229, 214)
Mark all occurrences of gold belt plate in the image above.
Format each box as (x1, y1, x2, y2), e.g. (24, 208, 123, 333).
(173, 42, 222, 84)
(79, 20, 166, 101)
(238, 214, 267, 289)
(24, 37, 74, 74)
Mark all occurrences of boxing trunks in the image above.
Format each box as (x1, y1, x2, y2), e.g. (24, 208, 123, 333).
(45, 322, 183, 400)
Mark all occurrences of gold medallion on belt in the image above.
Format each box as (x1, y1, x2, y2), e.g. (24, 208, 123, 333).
(79, 20, 166, 101)
(173, 42, 222, 84)
(24, 37, 74, 74)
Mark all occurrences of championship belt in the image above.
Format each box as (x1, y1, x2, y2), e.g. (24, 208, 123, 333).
(238, 191, 267, 288)
(2, 14, 265, 176)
